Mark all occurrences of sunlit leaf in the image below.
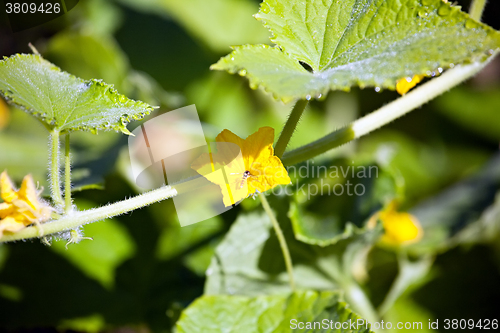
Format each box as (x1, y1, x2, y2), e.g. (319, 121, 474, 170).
(213, 0, 500, 101)
(0, 54, 155, 134)
(177, 290, 373, 333)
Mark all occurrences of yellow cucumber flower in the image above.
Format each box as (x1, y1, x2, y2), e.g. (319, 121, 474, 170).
(368, 201, 423, 246)
(192, 127, 291, 207)
(0, 171, 52, 237)
(396, 75, 425, 95)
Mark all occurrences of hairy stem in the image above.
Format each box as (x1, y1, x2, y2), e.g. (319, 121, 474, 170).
(470, 0, 487, 21)
(0, 185, 177, 242)
(49, 130, 64, 208)
(282, 57, 496, 166)
(259, 193, 296, 290)
(64, 134, 72, 213)
(274, 100, 308, 158)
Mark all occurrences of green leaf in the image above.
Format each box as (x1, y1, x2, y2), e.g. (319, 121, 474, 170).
(176, 290, 373, 333)
(205, 212, 334, 295)
(290, 201, 371, 247)
(205, 209, 381, 296)
(212, 0, 500, 102)
(0, 54, 155, 134)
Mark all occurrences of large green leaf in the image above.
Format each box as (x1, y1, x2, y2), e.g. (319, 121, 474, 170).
(176, 290, 373, 333)
(0, 54, 155, 134)
(213, 0, 500, 102)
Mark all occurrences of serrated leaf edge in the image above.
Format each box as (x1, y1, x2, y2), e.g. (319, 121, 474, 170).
(0, 53, 158, 135)
(213, 0, 500, 102)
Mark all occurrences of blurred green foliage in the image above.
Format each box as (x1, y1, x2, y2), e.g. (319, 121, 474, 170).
(0, 0, 499, 332)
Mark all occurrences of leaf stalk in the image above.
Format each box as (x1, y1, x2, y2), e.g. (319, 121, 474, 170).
(282, 56, 496, 166)
(274, 100, 308, 158)
(49, 130, 64, 208)
(64, 134, 72, 213)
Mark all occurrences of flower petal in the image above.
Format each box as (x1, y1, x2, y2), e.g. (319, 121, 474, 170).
(248, 156, 290, 193)
(0, 216, 26, 237)
(18, 174, 40, 211)
(379, 209, 423, 245)
(0, 171, 18, 203)
(216, 129, 245, 147)
(243, 127, 275, 168)
(0, 202, 15, 219)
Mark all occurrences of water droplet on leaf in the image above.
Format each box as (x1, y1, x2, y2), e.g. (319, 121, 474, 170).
(418, 9, 428, 17)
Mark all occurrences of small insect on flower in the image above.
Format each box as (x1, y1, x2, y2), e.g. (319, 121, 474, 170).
(191, 127, 291, 207)
(0, 171, 52, 237)
(231, 170, 253, 189)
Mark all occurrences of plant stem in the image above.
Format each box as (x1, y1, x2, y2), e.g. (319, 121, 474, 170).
(259, 193, 296, 290)
(60, 0, 68, 13)
(49, 130, 64, 208)
(282, 57, 496, 166)
(470, 0, 487, 21)
(0, 185, 177, 242)
(377, 254, 433, 317)
(274, 100, 308, 158)
(64, 134, 72, 213)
